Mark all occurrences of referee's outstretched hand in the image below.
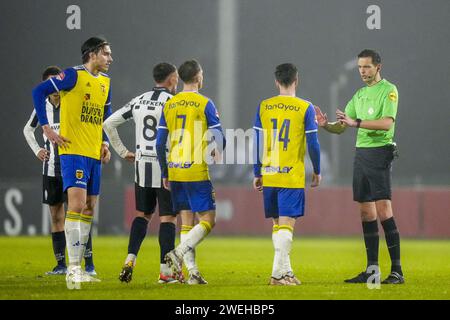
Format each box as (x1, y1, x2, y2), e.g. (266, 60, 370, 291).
(336, 109, 355, 127)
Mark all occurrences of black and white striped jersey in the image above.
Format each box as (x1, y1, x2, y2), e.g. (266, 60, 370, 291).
(104, 87, 172, 188)
(23, 99, 61, 177)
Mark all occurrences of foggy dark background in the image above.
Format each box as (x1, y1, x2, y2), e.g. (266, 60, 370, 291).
(1, 0, 449, 186)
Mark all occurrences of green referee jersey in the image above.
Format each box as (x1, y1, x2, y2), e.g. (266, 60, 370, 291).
(345, 79, 398, 148)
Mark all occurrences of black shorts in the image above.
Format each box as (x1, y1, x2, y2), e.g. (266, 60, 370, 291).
(135, 183, 175, 216)
(353, 145, 395, 202)
(42, 175, 66, 205)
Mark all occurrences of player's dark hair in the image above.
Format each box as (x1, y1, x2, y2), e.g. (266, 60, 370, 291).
(358, 49, 381, 65)
(81, 36, 110, 63)
(153, 63, 177, 83)
(178, 60, 202, 84)
(275, 63, 298, 87)
(42, 66, 62, 81)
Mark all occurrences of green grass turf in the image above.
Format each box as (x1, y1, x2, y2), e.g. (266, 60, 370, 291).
(0, 236, 449, 300)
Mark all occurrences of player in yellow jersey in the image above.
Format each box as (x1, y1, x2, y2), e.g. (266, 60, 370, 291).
(24, 66, 96, 276)
(253, 63, 321, 285)
(156, 60, 226, 284)
(32, 36, 113, 287)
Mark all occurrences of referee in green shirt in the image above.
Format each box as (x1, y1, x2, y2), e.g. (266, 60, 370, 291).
(315, 49, 404, 284)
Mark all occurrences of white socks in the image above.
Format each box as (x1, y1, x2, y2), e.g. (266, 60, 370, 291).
(125, 254, 137, 266)
(271, 225, 294, 278)
(271, 225, 282, 278)
(65, 212, 81, 266)
(181, 225, 197, 273)
(65, 211, 93, 267)
(160, 263, 172, 276)
(278, 228, 293, 276)
(176, 221, 212, 257)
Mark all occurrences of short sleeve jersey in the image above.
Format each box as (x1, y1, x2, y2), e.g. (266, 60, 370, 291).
(345, 79, 398, 148)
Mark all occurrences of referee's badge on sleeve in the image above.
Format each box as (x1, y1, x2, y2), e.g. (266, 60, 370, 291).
(388, 92, 397, 102)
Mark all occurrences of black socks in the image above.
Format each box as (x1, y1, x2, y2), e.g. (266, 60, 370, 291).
(84, 231, 94, 266)
(381, 217, 403, 275)
(51, 231, 66, 267)
(362, 220, 379, 270)
(128, 217, 149, 255)
(159, 222, 176, 264)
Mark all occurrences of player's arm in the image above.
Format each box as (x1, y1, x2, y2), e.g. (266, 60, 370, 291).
(100, 87, 112, 164)
(252, 105, 263, 192)
(156, 111, 169, 189)
(102, 86, 113, 147)
(314, 105, 347, 134)
(32, 68, 76, 148)
(305, 105, 321, 187)
(23, 110, 49, 161)
(205, 100, 226, 161)
(103, 100, 135, 162)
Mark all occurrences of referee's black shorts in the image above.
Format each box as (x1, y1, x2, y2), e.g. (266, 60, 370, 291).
(135, 183, 175, 216)
(42, 175, 66, 205)
(353, 145, 395, 203)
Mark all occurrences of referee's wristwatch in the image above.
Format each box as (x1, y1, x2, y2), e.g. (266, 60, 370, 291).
(355, 118, 362, 128)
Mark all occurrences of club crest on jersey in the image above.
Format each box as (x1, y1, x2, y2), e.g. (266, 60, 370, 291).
(100, 83, 106, 94)
(84, 93, 91, 101)
(76, 170, 84, 179)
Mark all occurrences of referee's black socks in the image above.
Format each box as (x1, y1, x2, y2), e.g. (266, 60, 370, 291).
(381, 217, 403, 275)
(128, 216, 149, 255)
(362, 220, 379, 271)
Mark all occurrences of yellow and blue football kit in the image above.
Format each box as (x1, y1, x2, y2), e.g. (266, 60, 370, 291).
(253, 95, 320, 218)
(32, 65, 112, 195)
(156, 91, 225, 213)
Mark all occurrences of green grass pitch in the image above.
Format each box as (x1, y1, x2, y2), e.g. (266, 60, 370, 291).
(0, 236, 449, 300)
